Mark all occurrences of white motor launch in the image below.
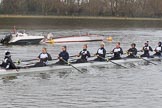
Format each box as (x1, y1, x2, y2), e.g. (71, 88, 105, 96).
(1, 30, 44, 45)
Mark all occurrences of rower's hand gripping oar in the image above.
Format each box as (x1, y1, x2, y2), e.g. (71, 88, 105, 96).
(137, 55, 157, 65)
(60, 58, 84, 73)
(125, 51, 157, 65)
(97, 55, 127, 68)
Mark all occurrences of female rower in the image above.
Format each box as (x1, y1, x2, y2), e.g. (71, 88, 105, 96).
(154, 42, 162, 57)
(94, 42, 106, 61)
(110, 42, 123, 60)
(1, 51, 17, 69)
(126, 43, 138, 58)
(55, 46, 69, 65)
(76, 44, 91, 63)
(35, 47, 52, 67)
(141, 42, 153, 57)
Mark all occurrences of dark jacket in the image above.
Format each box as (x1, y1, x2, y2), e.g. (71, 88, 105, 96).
(1, 57, 17, 69)
(59, 51, 69, 62)
(127, 48, 138, 58)
(55, 51, 69, 65)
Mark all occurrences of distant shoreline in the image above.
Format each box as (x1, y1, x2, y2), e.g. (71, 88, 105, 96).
(0, 15, 162, 21)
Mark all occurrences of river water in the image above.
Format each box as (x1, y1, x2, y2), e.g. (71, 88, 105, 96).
(0, 19, 162, 108)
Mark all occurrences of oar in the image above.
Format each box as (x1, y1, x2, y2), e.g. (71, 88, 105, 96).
(14, 59, 38, 65)
(97, 55, 127, 68)
(61, 58, 84, 73)
(17, 54, 79, 64)
(137, 55, 157, 65)
(15, 57, 60, 65)
(106, 52, 113, 55)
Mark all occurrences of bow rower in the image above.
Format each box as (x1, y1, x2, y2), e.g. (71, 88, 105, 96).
(1, 51, 17, 69)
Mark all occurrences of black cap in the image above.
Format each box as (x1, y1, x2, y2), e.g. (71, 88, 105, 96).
(5, 51, 11, 57)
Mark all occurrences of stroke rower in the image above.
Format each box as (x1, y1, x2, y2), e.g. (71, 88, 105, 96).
(94, 42, 106, 61)
(1, 51, 17, 69)
(153, 42, 162, 57)
(34, 47, 52, 67)
(141, 42, 153, 57)
(55, 46, 69, 65)
(126, 43, 138, 58)
(76, 44, 91, 63)
(110, 42, 123, 60)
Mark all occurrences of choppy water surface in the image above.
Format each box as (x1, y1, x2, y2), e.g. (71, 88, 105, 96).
(0, 28, 162, 108)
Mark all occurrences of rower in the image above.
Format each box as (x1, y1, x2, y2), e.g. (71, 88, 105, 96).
(35, 47, 52, 67)
(94, 42, 106, 61)
(141, 42, 153, 57)
(126, 43, 138, 58)
(154, 42, 162, 57)
(55, 46, 69, 65)
(110, 42, 123, 60)
(76, 44, 91, 63)
(1, 51, 17, 69)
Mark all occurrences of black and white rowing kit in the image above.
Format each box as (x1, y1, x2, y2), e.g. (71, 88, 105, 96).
(110, 47, 123, 60)
(76, 49, 91, 63)
(35, 53, 52, 67)
(1, 42, 162, 69)
(94, 47, 106, 61)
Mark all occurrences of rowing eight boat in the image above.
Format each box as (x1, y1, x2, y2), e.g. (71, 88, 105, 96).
(0, 57, 161, 77)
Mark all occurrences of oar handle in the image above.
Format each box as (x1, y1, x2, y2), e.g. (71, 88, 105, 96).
(61, 58, 84, 73)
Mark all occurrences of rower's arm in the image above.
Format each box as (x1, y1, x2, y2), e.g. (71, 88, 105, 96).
(111, 49, 114, 54)
(8, 59, 17, 69)
(78, 51, 82, 57)
(87, 51, 91, 57)
(66, 53, 69, 60)
(37, 54, 41, 59)
(95, 49, 98, 55)
(58, 53, 61, 59)
(149, 46, 153, 52)
(47, 53, 52, 61)
(120, 48, 123, 55)
(103, 49, 106, 57)
(134, 48, 138, 55)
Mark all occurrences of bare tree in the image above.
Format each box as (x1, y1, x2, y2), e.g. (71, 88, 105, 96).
(1, 0, 162, 17)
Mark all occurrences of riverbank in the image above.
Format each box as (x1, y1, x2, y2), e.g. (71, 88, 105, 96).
(1, 15, 162, 21)
(1, 15, 162, 29)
